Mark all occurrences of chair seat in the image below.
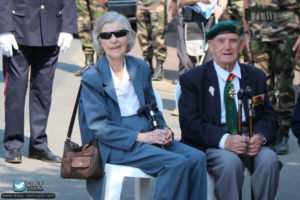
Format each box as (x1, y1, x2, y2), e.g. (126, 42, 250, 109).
(104, 163, 156, 200)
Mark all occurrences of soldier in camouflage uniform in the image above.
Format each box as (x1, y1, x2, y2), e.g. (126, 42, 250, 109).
(243, 0, 300, 154)
(136, 0, 170, 81)
(75, 0, 107, 76)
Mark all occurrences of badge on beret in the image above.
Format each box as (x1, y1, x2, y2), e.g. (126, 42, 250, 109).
(235, 25, 242, 35)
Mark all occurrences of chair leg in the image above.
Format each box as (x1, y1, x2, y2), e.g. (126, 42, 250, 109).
(135, 178, 151, 200)
(104, 172, 124, 200)
(207, 172, 216, 200)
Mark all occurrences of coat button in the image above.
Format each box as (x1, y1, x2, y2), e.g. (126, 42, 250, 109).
(12, 10, 15, 14)
(41, 5, 45, 9)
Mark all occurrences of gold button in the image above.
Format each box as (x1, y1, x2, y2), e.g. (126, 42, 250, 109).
(41, 5, 45, 9)
(12, 10, 15, 14)
(59, 11, 62, 15)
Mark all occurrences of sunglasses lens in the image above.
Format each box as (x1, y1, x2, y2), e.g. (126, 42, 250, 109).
(114, 30, 128, 38)
(99, 32, 112, 39)
(99, 30, 128, 40)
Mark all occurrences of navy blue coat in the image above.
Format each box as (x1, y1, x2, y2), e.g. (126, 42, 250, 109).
(0, 0, 77, 46)
(291, 92, 300, 146)
(179, 61, 278, 150)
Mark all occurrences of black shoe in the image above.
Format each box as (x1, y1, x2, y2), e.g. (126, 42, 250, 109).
(5, 149, 22, 164)
(275, 136, 289, 155)
(152, 60, 164, 81)
(29, 148, 62, 163)
(74, 54, 94, 76)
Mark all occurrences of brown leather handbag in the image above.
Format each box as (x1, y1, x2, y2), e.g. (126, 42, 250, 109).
(60, 85, 102, 179)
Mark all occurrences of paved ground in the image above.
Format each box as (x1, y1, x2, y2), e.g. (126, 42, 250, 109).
(0, 17, 300, 200)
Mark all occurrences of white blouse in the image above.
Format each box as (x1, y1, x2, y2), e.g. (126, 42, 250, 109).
(110, 62, 141, 117)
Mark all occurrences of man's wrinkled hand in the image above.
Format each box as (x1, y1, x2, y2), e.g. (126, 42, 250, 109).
(225, 135, 249, 154)
(0, 32, 19, 57)
(247, 133, 264, 156)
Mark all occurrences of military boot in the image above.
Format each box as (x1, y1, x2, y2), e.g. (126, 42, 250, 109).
(147, 58, 154, 75)
(74, 54, 94, 76)
(275, 125, 289, 155)
(152, 60, 164, 81)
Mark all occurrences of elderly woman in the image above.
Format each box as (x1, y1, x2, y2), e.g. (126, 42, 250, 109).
(78, 11, 207, 200)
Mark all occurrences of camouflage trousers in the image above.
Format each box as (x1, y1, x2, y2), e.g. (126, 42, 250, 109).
(76, 0, 107, 55)
(251, 37, 297, 126)
(136, 1, 167, 62)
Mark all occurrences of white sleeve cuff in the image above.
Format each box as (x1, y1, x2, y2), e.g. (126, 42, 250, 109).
(218, 133, 230, 149)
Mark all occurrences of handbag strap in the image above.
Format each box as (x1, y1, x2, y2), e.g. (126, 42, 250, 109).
(66, 84, 82, 140)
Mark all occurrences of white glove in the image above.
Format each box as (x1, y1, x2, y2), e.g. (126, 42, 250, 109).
(0, 32, 19, 57)
(57, 32, 73, 53)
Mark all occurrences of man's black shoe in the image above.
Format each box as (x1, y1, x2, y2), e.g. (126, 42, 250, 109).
(29, 148, 62, 163)
(5, 149, 22, 164)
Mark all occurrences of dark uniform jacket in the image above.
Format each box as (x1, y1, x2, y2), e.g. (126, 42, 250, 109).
(0, 0, 77, 46)
(179, 60, 278, 150)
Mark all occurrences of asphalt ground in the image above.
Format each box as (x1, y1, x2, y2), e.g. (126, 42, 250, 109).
(0, 17, 300, 200)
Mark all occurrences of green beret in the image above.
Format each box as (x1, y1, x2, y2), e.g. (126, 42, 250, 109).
(206, 20, 244, 41)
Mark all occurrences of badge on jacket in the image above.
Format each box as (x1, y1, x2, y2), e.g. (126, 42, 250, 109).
(252, 94, 265, 106)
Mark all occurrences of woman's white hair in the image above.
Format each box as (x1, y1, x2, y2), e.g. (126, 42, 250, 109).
(92, 11, 136, 57)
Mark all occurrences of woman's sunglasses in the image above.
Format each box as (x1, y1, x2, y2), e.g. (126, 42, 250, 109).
(98, 29, 129, 40)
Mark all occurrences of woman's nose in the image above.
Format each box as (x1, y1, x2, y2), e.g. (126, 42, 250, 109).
(110, 34, 117, 42)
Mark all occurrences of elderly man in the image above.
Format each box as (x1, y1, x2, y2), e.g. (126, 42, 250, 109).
(179, 20, 280, 200)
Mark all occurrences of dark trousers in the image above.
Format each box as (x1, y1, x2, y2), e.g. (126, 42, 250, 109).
(3, 45, 59, 151)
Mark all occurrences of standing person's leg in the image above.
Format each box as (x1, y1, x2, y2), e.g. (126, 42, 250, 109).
(166, 140, 207, 200)
(3, 46, 31, 163)
(28, 46, 61, 162)
(206, 148, 245, 200)
(151, 1, 167, 81)
(251, 147, 280, 200)
(272, 38, 297, 155)
(136, 2, 154, 73)
(108, 142, 190, 200)
(75, 0, 95, 76)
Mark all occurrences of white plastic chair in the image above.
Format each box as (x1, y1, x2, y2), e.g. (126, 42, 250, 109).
(104, 164, 156, 200)
(103, 88, 163, 200)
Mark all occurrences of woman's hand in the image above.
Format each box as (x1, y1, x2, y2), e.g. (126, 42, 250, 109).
(136, 128, 173, 145)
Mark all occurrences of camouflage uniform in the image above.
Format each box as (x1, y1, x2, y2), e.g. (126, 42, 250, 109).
(220, 0, 249, 62)
(136, 0, 167, 80)
(75, 0, 107, 76)
(77, 0, 107, 55)
(245, 0, 300, 154)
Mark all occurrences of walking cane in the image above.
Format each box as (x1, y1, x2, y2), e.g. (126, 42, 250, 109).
(137, 102, 165, 149)
(237, 89, 244, 136)
(243, 89, 255, 200)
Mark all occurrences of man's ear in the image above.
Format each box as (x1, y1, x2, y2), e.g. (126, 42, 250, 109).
(207, 40, 212, 52)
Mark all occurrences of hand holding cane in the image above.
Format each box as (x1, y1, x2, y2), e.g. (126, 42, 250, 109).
(137, 102, 165, 149)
